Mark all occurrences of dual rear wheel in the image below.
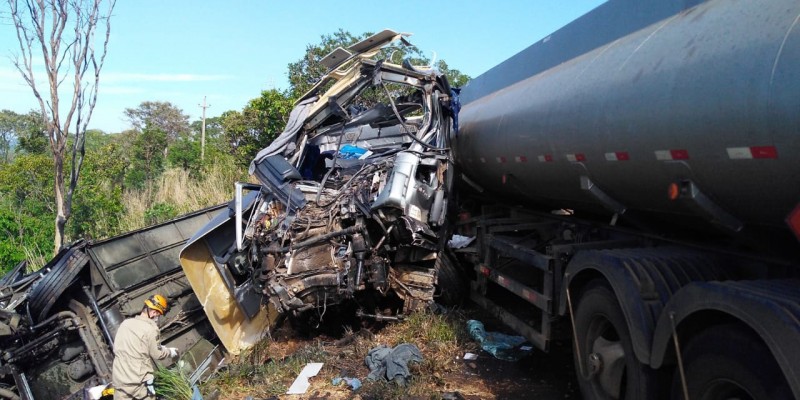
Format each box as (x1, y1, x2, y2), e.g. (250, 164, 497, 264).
(572, 281, 791, 400)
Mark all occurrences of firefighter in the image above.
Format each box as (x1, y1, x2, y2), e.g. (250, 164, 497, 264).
(112, 294, 179, 399)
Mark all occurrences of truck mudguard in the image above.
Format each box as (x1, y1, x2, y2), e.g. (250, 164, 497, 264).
(650, 280, 800, 398)
(560, 247, 727, 364)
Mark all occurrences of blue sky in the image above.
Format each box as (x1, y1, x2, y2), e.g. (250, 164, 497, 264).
(0, 1, 605, 133)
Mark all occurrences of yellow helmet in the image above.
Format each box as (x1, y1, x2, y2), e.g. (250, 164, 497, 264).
(144, 294, 168, 315)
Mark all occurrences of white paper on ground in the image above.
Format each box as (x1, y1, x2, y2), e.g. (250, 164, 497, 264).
(464, 352, 478, 360)
(286, 362, 324, 394)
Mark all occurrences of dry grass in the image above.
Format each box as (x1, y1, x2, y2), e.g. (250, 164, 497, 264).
(119, 162, 249, 232)
(21, 242, 49, 273)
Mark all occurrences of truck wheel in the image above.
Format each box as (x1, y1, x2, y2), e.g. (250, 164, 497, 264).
(574, 280, 657, 399)
(672, 324, 791, 400)
(29, 248, 89, 323)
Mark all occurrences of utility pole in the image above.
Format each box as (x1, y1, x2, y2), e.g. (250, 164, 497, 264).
(199, 96, 211, 160)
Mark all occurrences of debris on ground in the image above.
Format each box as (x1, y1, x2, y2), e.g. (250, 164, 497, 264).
(286, 362, 324, 394)
(365, 343, 423, 385)
(331, 376, 362, 390)
(467, 319, 532, 361)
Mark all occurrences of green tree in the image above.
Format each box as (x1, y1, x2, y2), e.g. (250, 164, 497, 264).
(221, 89, 293, 167)
(0, 110, 26, 162)
(167, 132, 201, 174)
(125, 101, 190, 139)
(69, 135, 126, 240)
(16, 111, 49, 155)
(287, 29, 470, 101)
(435, 60, 471, 88)
(287, 29, 362, 99)
(0, 154, 55, 270)
(127, 128, 168, 190)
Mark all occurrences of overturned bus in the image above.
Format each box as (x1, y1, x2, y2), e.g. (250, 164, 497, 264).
(179, 30, 463, 353)
(0, 206, 225, 399)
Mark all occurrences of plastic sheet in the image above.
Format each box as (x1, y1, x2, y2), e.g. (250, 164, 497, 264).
(467, 319, 531, 361)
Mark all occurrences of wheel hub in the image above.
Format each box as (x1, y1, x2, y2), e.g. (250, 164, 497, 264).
(589, 336, 626, 399)
(587, 352, 603, 376)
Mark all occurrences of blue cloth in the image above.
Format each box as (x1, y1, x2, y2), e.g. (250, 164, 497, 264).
(450, 88, 461, 136)
(365, 343, 423, 385)
(332, 376, 362, 390)
(338, 144, 368, 159)
(191, 385, 203, 400)
(467, 319, 531, 361)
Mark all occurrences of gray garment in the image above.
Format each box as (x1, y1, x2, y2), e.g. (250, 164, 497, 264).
(249, 96, 319, 174)
(365, 343, 423, 385)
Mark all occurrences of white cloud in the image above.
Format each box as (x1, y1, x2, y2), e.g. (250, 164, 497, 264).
(102, 72, 233, 83)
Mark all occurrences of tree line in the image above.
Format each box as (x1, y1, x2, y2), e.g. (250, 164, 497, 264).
(0, 27, 469, 273)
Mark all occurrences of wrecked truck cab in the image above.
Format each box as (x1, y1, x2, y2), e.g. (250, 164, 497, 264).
(180, 29, 461, 354)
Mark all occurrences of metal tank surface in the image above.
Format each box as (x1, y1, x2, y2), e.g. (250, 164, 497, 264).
(454, 0, 800, 250)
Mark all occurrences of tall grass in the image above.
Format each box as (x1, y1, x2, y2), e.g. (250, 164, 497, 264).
(119, 161, 248, 232)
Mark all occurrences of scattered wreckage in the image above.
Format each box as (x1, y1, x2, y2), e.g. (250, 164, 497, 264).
(179, 29, 464, 353)
(0, 206, 225, 399)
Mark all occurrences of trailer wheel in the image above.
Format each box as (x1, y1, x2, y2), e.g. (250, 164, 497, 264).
(672, 324, 791, 400)
(574, 280, 657, 399)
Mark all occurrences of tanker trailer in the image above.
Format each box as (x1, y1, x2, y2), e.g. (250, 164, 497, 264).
(452, 0, 800, 399)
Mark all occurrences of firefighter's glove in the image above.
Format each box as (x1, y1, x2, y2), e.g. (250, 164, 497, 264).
(146, 378, 155, 395)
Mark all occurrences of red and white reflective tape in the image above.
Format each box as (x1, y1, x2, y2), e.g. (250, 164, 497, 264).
(514, 156, 528, 163)
(497, 275, 507, 287)
(496, 156, 507, 163)
(566, 153, 586, 162)
(604, 151, 630, 161)
(537, 154, 554, 162)
(655, 149, 689, 160)
(522, 289, 537, 302)
(726, 146, 778, 159)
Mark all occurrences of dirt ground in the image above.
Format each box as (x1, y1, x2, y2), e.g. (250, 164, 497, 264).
(211, 305, 581, 400)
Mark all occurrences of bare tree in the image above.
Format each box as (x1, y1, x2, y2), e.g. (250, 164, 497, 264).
(8, 0, 116, 252)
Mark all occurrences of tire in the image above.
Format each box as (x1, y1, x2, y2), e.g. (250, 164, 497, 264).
(672, 324, 792, 400)
(573, 280, 657, 399)
(434, 249, 467, 305)
(29, 248, 89, 323)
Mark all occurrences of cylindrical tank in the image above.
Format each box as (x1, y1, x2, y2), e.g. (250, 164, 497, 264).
(455, 0, 800, 237)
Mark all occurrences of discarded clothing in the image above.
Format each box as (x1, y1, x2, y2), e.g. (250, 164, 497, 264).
(365, 343, 423, 385)
(467, 319, 531, 361)
(332, 376, 362, 390)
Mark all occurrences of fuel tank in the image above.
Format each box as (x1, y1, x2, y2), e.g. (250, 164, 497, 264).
(455, 0, 800, 239)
